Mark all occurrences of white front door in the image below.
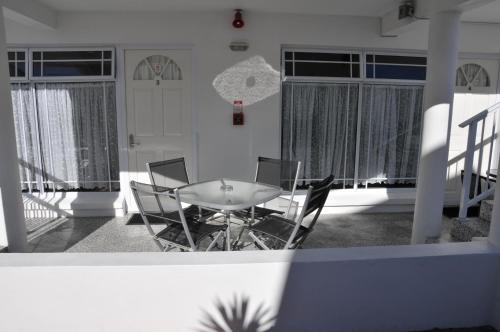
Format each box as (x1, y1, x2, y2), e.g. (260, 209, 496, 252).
(125, 50, 192, 211)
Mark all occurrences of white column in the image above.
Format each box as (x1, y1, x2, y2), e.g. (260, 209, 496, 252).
(488, 153, 500, 247)
(412, 10, 461, 244)
(0, 10, 28, 252)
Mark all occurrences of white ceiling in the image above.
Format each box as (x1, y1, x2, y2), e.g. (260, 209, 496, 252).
(36, 0, 400, 16)
(36, 0, 500, 22)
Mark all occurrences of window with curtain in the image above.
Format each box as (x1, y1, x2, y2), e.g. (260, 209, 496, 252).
(281, 82, 359, 188)
(358, 85, 423, 185)
(281, 49, 425, 188)
(9, 47, 119, 193)
(11, 82, 119, 192)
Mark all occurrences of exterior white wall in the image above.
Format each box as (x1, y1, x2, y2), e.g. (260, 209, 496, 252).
(5, 12, 500, 212)
(0, 243, 498, 331)
(494, 275, 500, 330)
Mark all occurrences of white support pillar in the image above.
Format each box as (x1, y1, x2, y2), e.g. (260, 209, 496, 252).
(412, 10, 461, 244)
(0, 9, 28, 252)
(488, 153, 500, 247)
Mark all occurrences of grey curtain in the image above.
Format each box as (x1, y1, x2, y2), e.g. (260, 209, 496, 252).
(358, 84, 423, 184)
(11, 83, 40, 191)
(281, 82, 359, 186)
(11, 82, 119, 192)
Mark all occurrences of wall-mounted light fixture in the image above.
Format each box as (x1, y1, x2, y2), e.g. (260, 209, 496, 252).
(232, 9, 245, 28)
(229, 41, 249, 52)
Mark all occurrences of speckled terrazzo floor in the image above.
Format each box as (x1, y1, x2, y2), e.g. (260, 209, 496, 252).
(23, 212, 456, 253)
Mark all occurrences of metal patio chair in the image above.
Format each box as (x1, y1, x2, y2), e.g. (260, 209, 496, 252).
(233, 157, 301, 221)
(147, 157, 216, 221)
(248, 175, 334, 250)
(130, 181, 226, 252)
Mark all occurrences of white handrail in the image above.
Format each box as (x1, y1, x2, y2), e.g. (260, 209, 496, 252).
(458, 101, 500, 221)
(459, 102, 500, 128)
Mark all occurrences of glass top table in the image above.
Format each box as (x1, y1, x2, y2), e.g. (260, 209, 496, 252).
(177, 178, 282, 211)
(177, 178, 282, 250)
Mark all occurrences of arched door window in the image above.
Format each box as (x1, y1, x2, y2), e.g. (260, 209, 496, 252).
(133, 55, 182, 80)
(456, 63, 490, 91)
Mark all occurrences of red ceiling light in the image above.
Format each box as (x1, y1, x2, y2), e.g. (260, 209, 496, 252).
(232, 9, 245, 29)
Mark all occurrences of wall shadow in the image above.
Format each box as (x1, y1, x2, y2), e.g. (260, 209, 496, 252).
(197, 295, 275, 332)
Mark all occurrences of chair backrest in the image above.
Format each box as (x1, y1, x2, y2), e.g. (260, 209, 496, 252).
(130, 181, 166, 237)
(285, 175, 334, 248)
(147, 158, 190, 189)
(255, 157, 301, 192)
(130, 180, 196, 250)
(255, 157, 301, 216)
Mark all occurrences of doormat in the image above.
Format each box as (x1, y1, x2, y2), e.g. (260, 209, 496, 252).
(126, 213, 165, 225)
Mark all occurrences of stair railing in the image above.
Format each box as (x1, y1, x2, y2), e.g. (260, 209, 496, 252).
(458, 101, 500, 221)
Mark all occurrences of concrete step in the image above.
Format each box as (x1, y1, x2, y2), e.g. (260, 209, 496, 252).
(450, 217, 490, 242)
(479, 199, 494, 222)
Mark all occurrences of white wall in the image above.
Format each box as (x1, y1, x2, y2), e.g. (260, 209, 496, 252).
(494, 275, 500, 329)
(0, 242, 499, 331)
(5, 12, 500, 211)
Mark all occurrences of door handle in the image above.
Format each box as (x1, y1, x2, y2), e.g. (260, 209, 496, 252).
(129, 134, 140, 148)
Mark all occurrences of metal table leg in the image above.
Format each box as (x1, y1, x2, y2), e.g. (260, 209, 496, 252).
(224, 211, 231, 251)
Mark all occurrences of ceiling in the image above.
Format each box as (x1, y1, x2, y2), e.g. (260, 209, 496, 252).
(36, 0, 500, 22)
(35, 0, 401, 16)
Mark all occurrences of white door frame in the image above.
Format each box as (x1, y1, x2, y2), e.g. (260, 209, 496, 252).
(115, 44, 197, 214)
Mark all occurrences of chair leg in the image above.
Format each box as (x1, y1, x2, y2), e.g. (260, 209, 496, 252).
(206, 231, 224, 251)
(249, 231, 271, 250)
(153, 238, 167, 251)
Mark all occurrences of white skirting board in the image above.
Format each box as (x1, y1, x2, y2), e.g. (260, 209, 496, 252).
(22, 188, 459, 217)
(22, 192, 126, 218)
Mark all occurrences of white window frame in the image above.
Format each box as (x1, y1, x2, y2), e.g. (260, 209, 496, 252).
(7, 48, 29, 82)
(28, 47, 115, 82)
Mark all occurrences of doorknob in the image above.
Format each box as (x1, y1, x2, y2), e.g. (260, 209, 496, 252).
(129, 134, 140, 148)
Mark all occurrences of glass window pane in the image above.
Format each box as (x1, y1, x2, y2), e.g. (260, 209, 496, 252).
(294, 52, 351, 62)
(42, 61, 102, 76)
(17, 52, 25, 60)
(103, 51, 112, 59)
(366, 64, 374, 78)
(374, 54, 427, 65)
(285, 62, 293, 76)
(8, 52, 15, 61)
(32, 62, 42, 76)
(42, 51, 103, 60)
(103, 61, 112, 76)
(294, 62, 351, 77)
(366, 54, 374, 63)
(33, 82, 119, 192)
(17, 62, 26, 77)
(373, 64, 427, 80)
(352, 54, 360, 62)
(281, 82, 359, 187)
(9, 63, 15, 77)
(32, 52, 42, 60)
(351, 64, 360, 78)
(284, 52, 293, 60)
(358, 85, 423, 186)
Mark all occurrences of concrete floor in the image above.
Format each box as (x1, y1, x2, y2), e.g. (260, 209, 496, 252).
(25, 213, 456, 253)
